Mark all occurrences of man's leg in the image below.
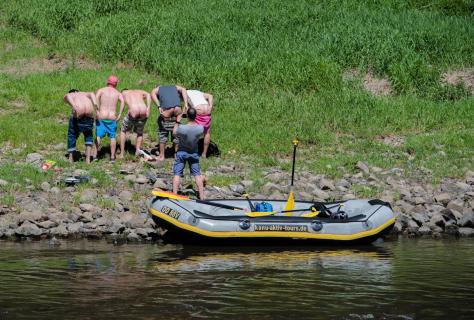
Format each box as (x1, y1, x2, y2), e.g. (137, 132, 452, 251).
(189, 153, 204, 199)
(172, 152, 185, 193)
(94, 136, 101, 159)
(202, 130, 211, 158)
(110, 138, 116, 160)
(136, 134, 143, 155)
(118, 131, 126, 159)
(85, 145, 92, 164)
(194, 175, 205, 200)
(67, 117, 77, 163)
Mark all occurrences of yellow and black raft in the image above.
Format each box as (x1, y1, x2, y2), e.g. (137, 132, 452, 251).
(148, 190, 396, 245)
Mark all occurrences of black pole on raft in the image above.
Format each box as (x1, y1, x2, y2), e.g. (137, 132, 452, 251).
(291, 138, 299, 186)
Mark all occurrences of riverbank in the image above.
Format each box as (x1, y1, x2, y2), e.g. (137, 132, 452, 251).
(1, 150, 473, 241)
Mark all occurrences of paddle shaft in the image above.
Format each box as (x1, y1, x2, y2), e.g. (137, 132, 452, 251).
(291, 138, 299, 186)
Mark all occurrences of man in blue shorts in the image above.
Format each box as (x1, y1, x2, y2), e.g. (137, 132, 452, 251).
(172, 107, 205, 200)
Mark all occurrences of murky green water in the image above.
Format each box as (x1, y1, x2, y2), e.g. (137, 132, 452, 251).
(0, 238, 473, 319)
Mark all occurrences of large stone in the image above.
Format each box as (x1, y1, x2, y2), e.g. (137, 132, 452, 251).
(444, 220, 459, 235)
(265, 172, 287, 183)
(25, 153, 43, 165)
(411, 212, 428, 226)
(311, 188, 330, 201)
(37, 220, 57, 229)
(406, 219, 419, 234)
(50, 225, 69, 237)
(68, 222, 83, 233)
(458, 227, 474, 237)
(240, 180, 254, 189)
(268, 190, 284, 200)
(15, 221, 43, 236)
(134, 175, 148, 184)
(418, 225, 431, 235)
(429, 214, 445, 229)
(126, 231, 141, 241)
(80, 190, 97, 204)
(79, 211, 93, 223)
(458, 211, 474, 228)
(17, 210, 45, 224)
(355, 161, 370, 174)
(119, 190, 133, 202)
(434, 193, 451, 206)
(342, 193, 356, 201)
(229, 184, 245, 195)
(446, 199, 464, 213)
(79, 203, 96, 212)
(298, 191, 313, 201)
(262, 183, 281, 194)
(40, 182, 51, 192)
(153, 179, 167, 189)
(319, 179, 335, 191)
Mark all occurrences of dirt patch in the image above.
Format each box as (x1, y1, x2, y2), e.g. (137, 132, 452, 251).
(363, 73, 392, 96)
(377, 134, 405, 147)
(342, 68, 360, 81)
(442, 69, 474, 94)
(0, 99, 26, 116)
(0, 55, 99, 76)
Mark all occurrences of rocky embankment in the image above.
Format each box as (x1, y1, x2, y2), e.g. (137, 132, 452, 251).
(1, 153, 474, 242)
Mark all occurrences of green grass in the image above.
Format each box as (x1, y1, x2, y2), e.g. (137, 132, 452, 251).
(0, 1, 473, 181)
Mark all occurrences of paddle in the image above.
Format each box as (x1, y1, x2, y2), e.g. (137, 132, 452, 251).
(151, 190, 245, 211)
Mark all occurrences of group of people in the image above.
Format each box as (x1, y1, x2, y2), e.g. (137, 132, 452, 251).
(64, 75, 214, 199)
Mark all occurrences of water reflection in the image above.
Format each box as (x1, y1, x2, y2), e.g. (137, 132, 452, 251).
(0, 239, 473, 320)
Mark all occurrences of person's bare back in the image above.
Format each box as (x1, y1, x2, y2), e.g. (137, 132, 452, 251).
(64, 92, 96, 118)
(96, 87, 123, 120)
(123, 90, 150, 119)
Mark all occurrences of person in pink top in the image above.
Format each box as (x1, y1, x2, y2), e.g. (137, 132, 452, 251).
(186, 89, 214, 158)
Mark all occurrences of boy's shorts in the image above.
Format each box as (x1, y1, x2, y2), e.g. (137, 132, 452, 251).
(157, 115, 178, 144)
(96, 119, 117, 139)
(67, 116, 93, 152)
(173, 151, 201, 177)
(121, 114, 147, 136)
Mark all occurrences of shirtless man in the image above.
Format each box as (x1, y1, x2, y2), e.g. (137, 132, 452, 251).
(118, 89, 151, 159)
(186, 89, 214, 158)
(151, 85, 188, 161)
(94, 75, 124, 161)
(63, 89, 97, 163)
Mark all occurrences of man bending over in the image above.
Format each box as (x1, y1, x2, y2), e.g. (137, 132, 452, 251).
(64, 89, 97, 163)
(94, 75, 124, 161)
(186, 89, 214, 158)
(118, 88, 151, 159)
(172, 108, 205, 200)
(151, 85, 188, 161)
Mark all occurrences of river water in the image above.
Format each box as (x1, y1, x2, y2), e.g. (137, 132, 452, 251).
(0, 238, 473, 319)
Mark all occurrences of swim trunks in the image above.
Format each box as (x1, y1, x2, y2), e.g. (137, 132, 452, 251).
(96, 119, 117, 139)
(195, 114, 212, 134)
(157, 115, 179, 144)
(173, 151, 201, 177)
(121, 114, 147, 135)
(67, 116, 94, 152)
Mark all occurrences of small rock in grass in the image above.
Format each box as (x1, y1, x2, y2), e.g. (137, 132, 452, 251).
(355, 161, 370, 174)
(153, 179, 167, 190)
(80, 190, 97, 203)
(0, 179, 8, 187)
(40, 182, 51, 192)
(50, 187, 60, 194)
(229, 184, 245, 195)
(79, 203, 95, 212)
(119, 190, 133, 201)
(26, 153, 43, 165)
(135, 175, 148, 184)
(241, 180, 254, 189)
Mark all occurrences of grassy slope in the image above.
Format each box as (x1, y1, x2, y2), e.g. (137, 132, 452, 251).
(0, 0, 473, 183)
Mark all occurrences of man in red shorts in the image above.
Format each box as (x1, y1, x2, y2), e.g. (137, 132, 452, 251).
(186, 89, 214, 158)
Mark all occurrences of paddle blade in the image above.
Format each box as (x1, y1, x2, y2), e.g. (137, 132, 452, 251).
(246, 211, 277, 217)
(300, 210, 320, 218)
(151, 190, 189, 200)
(283, 191, 295, 216)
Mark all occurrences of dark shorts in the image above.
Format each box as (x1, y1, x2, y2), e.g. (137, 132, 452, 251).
(158, 115, 178, 144)
(67, 116, 94, 152)
(96, 119, 117, 139)
(121, 114, 147, 135)
(173, 151, 201, 177)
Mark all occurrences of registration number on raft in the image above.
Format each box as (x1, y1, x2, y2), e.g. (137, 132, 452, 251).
(161, 206, 181, 219)
(254, 224, 308, 232)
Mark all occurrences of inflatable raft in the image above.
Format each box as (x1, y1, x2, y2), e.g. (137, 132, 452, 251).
(148, 191, 396, 245)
